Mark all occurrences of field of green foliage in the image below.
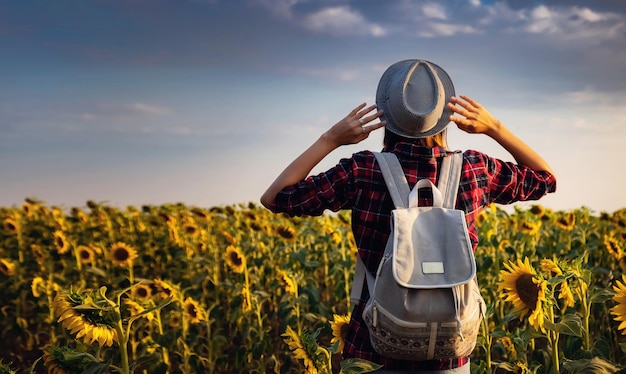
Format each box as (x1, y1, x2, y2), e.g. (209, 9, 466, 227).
(1, 199, 626, 373)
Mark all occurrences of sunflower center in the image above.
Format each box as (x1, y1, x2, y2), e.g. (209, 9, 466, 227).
(113, 248, 130, 261)
(187, 305, 197, 318)
(515, 274, 539, 310)
(229, 252, 243, 266)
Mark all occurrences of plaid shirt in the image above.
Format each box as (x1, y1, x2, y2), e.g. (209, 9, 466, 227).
(270, 143, 556, 370)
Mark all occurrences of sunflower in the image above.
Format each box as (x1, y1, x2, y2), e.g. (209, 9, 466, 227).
(31, 244, 46, 266)
(475, 211, 488, 226)
(329, 231, 342, 245)
(22, 201, 34, 216)
(604, 235, 623, 260)
(519, 220, 541, 236)
(225, 245, 246, 274)
(3, 218, 18, 234)
(53, 231, 71, 254)
(42, 347, 71, 374)
(124, 299, 154, 322)
(158, 212, 174, 223)
(222, 231, 236, 245)
(539, 258, 562, 277)
(529, 204, 545, 217)
(539, 258, 575, 308)
(168, 310, 182, 328)
(182, 297, 205, 324)
(499, 336, 517, 359)
(277, 269, 298, 295)
(52, 290, 118, 347)
(31, 276, 46, 298)
(182, 222, 199, 238)
(498, 239, 512, 252)
(76, 245, 96, 264)
(610, 274, 626, 334)
(153, 278, 178, 300)
(109, 242, 138, 267)
(131, 284, 152, 301)
(190, 207, 211, 220)
(555, 212, 576, 231)
(282, 325, 318, 374)
(498, 258, 547, 332)
(0, 258, 16, 276)
(515, 361, 531, 374)
(249, 221, 264, 232)
(330, 313, 351, 353)
(347, 233, 357, 254)
(276, 225, 296, 240)
(42, 345, 101, 373)
(539, 259, 576, 308)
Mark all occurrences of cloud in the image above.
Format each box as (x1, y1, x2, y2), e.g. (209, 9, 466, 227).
(395, 1, 479, 37)
(523, 5, 625, 40)
(129, 103, 173, 116)
(302, 6, 387, 37)
(422, 3, 447, 20)
(248, 0, 302, 19)
(388, 1, 625, 41)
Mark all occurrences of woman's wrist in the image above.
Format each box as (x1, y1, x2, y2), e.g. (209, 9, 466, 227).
(485, 118, 504, 140)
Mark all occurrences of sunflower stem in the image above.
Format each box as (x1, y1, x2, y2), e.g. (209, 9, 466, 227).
(548, 307, 560, 374)
(155, 309, 171, 368)
(128, 264, 135, 285)
(480, 314, 492, 374)
(580, 283, 591, 351)
(114, 313, 130, 374)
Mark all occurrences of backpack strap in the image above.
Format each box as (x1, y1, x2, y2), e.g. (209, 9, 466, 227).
(351, 255, 375, 305)
(437, 152, 463, 209)
(352, 151, 410, 304)
(373, 152, 410, 209)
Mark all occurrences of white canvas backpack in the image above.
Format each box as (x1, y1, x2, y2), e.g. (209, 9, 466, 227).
(351, 151, 486, 360)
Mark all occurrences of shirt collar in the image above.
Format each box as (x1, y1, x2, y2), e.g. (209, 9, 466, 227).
(388, 142, 448, 158)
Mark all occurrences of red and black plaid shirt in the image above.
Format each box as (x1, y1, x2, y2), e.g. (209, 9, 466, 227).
(270, 143, 556, 370)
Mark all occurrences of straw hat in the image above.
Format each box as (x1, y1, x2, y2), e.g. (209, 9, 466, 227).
(376, 59, 455, 138)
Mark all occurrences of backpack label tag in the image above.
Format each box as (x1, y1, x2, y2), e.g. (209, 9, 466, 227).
(422, 262, 444, 274)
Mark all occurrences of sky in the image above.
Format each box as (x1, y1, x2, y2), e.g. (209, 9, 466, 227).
(1, 0, 626, 214)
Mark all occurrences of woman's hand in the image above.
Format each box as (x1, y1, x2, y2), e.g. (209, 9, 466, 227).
(322, 103, 386, 148)
(447, 95, 501, 136)
(261, 103, 385, 208)
(447, 94, 555, 175)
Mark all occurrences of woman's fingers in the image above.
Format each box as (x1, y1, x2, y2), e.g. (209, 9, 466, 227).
(350, 102, 368, 116)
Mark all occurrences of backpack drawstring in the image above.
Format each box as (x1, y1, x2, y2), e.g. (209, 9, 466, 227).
(453, 286, 465, 341)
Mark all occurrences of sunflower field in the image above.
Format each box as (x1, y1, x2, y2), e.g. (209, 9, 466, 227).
(1, 199, 626, 373)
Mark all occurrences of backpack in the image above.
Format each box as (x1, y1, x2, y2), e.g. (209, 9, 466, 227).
(351, 151, 486, 361)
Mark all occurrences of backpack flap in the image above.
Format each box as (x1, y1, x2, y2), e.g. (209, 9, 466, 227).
(391, 205, 475, 288)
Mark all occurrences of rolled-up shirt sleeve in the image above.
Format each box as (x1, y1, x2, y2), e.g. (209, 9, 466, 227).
(270, 158, 357, 217)
(465, 150, 557, 205)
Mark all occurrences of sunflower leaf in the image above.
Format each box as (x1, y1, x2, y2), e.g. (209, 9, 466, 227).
(545, 314, 583, 337)
(589, 287, 615, 303)
(339, 358, 383, 373)
(561, 357, 621, 373)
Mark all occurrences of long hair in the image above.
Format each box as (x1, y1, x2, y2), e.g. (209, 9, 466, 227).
(383, 128, 449, 151)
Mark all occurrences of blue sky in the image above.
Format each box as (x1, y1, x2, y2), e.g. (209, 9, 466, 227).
(1, 0, 625, 213)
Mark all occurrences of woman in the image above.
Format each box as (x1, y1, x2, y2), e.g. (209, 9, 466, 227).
(260, 59, 556, 372)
